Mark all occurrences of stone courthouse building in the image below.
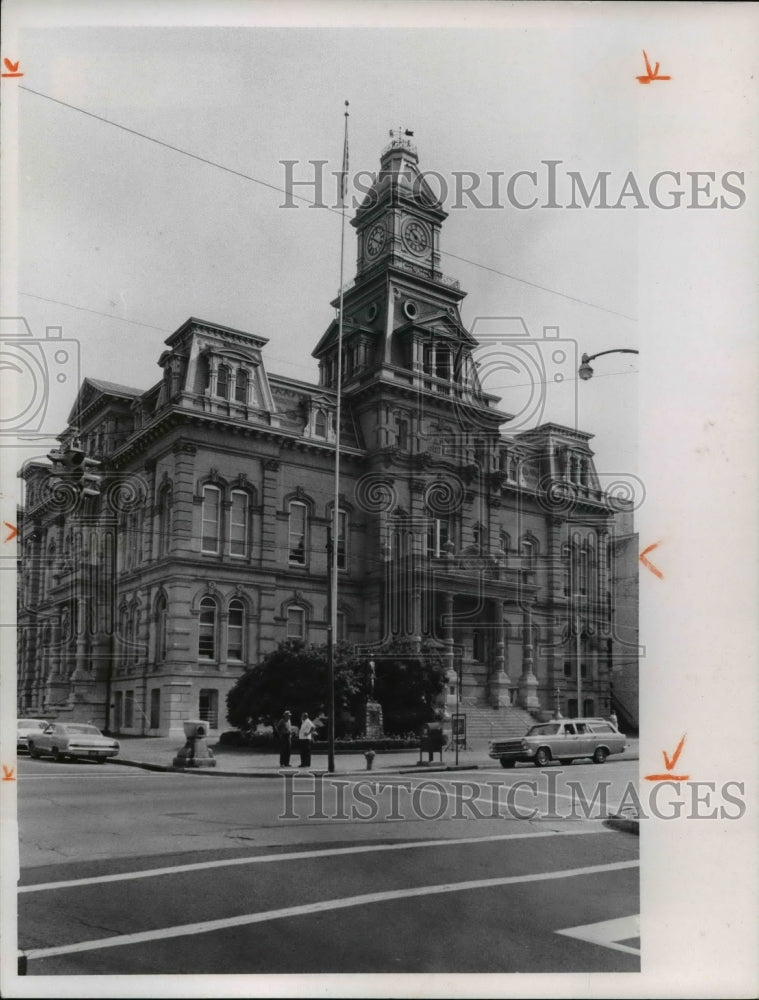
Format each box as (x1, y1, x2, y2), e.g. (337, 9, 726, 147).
(17, 137, 638, 739)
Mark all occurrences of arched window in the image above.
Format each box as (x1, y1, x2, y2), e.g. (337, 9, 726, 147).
(234, 368, 249, 403)
(198, 597, 218, 660)
(288, 501, 308, 565)
(217, 364, 231, 400)
(156, 593, 168, 663)
(201, 485, 221, 553)
(314, 410, 327, 437)
(158, 485, 172, 557)
(229, 490, 249, 557)
(227, 599, 244, 661)
(286, 605, 306, 640)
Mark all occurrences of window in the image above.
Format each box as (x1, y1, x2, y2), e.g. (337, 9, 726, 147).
(229, 491, 248, 557)
(314, 410, 327, 437)
(156, 593, 168, 663)
(426, 518, 450, 558)
(286, 606, 306, 640)
(201, 485, 221, 553)
(336, 611, 347, 641)
(520, 536, 537, 575)
(198, 597, 218, 660)
(124, 691, 134, 728)
(436, 347, 451, 381)
(114, 691, 123, 730)
(288, 501, 308, 565)
(217, 364, 231, 399)
(563, 660, 573, 677)
(396, 417, 409, 450)
(228, 599, 244, 660)
(129, 605, 140, 663)
(422, 342, 433, 376)
(149, 689, 161, 730)
(199, 689, 219, 729)
(158, 486, 172, 557)
(336, 510, 348, 570)
(234, 368, 249, 403)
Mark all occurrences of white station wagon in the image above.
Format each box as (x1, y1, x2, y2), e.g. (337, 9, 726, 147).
(489, 718, 626, 768)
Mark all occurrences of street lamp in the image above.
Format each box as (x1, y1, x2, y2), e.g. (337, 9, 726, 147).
(578, 349, 639, 381)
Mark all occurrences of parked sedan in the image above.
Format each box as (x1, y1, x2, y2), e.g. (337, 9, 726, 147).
(17, 719, 50, 753)
(489, 718, 626, 768)
(27, 723, 120, 763)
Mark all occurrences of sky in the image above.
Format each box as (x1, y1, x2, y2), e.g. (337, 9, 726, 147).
(2, 3, 758, 997)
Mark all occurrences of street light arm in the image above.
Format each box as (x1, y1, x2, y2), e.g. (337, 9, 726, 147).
(581, 349, 639, 364)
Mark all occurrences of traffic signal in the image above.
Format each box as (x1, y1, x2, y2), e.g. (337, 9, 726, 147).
(46, 443, 103, 497)
(80, 456, 103, 497)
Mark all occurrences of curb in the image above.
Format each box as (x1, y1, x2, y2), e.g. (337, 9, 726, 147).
(113, 756, 637, 779)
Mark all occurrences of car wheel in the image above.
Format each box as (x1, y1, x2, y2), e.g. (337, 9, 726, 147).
(28, 743, 40, 760)
(534, 747, 551, 767)
(500, 757, 516, 769)
(593, 747, 609, 764)
(51, 747, 65, 763)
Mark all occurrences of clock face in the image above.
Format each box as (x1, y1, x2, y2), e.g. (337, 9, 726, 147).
(402, 218, 429, 255)
(366, 224, 386, 258)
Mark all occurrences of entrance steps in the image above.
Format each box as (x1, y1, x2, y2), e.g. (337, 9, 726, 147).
(455, 699, 536, 751)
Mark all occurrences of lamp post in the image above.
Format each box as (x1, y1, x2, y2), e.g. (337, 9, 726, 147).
(578, 349, 639, 381)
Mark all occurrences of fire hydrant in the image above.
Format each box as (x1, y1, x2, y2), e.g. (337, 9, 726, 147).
(365, 749, 376, 771)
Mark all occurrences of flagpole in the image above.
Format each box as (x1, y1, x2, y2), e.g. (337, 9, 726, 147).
(327, 100, 349, 774)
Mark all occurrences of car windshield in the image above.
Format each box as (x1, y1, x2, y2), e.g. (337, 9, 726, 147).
(65, 725, 103, 735)
(527, 724, 560, 736)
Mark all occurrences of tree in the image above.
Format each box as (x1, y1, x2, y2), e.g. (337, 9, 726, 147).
(372, 638, 447, 734)
(226, 640, 365, 737)
(226, 637, 448, 738)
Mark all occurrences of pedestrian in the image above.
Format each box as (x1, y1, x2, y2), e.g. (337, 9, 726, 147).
(610, 710, 618, 729)
(298, 711, 316, 768)
(276, 709, 294, 767)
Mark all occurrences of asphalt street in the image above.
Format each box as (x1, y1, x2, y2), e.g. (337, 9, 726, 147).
(15, 757, 640, 975)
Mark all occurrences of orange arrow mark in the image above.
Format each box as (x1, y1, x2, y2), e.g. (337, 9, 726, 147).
(3, 522, 18, 543)
(640, 542, 663, 579)
(2, 765, 15, 781)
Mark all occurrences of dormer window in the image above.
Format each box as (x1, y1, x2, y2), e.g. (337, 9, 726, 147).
(235, 369, 249, 404)
(217, 364, 231, 400)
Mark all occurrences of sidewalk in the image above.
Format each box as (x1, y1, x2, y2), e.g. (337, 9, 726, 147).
(113, 735, 639, 779)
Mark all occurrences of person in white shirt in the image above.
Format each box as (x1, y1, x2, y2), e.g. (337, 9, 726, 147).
(298, 711, 316, 767)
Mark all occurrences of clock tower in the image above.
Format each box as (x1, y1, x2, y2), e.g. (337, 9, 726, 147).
(354, 132, 446, 279)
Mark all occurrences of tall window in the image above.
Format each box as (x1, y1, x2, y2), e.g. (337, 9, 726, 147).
(227, 599, 244, 660)
(426, 518, 450, 558)
(234, 368, 248, 403)
(286, 605, 306, 640)
(199, 689, 219, 729)
(198, 597, 217, 660)
(337, 611, 347, 641)
(124, 691, 134, 728)
(158, 485, 172, 557)
(149, 689, 161, 730)
(520, 536, 537, 572)
(156, 593, 168, 663)
(229, 491, 249, 557)
(201, 485, 221, 553)
(396, 417, 409, 450)
(217, 364, 230, 399)
(129, 605, 140, 663)
(336, 510, 348, 570)
(288, 501, 308, 565)
(436, 347, 451, 381)
(314, 410, 327, 437)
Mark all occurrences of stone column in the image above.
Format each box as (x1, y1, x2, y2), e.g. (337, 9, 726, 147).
(518, 604, 541, 710)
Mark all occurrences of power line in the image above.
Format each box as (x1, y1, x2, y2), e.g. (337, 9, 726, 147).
(20, 85, 637, 323)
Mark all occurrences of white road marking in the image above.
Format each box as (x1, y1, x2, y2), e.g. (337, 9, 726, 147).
(556, 914, 640, 955)
(20, 826, 612, 894)
(23, 859, 639, 961)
